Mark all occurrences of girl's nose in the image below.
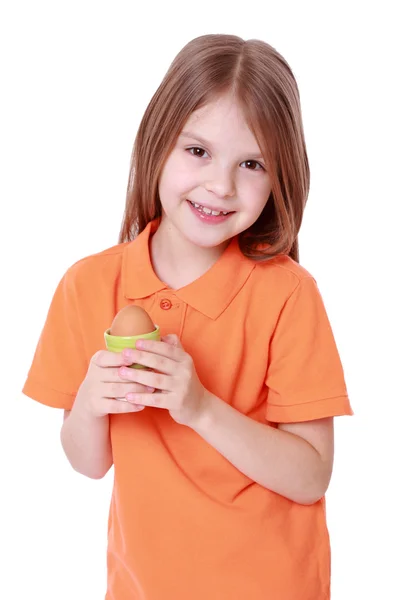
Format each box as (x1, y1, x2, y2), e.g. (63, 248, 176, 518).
(204, 166, 236, 199)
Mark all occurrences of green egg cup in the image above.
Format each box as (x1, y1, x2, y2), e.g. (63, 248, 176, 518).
(104, 325, 160, 369)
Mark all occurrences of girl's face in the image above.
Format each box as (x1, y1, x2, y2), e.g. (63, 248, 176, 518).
(157, 93, 272, 252)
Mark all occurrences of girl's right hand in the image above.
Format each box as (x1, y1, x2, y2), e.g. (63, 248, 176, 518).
(75, 349, 154, 417)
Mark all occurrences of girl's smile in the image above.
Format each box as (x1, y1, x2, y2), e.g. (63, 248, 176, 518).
(186, 199, 234, 224)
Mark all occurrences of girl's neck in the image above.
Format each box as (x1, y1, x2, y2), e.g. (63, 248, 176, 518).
(150, 219, 230, 290)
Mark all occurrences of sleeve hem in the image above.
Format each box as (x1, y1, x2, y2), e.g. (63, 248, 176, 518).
(266, 394, 353, 423)
(22, 376, 76, 410)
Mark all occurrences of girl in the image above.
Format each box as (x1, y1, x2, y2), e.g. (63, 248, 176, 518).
(23, 34, 352, 600)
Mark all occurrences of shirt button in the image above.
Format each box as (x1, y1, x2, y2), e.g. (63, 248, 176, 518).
(160, 298, 172, 310)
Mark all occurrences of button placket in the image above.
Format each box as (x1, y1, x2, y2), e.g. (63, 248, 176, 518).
(155, 292, 184, 337)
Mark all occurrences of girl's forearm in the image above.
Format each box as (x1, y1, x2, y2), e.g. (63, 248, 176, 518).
(191, 393, 328, 505)
(60, 402, 113, 479)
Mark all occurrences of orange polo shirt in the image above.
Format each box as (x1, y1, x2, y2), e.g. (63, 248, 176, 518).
(22, 219, 352, 600)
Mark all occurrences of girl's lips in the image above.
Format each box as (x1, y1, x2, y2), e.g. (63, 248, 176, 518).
(186, 199, 234, 224)
(188, 200, 232, 215)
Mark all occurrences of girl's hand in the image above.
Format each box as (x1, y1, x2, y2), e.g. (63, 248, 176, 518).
(74, 349, 157, 418)
(118, 334, 210, 427)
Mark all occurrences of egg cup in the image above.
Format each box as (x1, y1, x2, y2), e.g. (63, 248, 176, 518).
(104, 325, 161, 369)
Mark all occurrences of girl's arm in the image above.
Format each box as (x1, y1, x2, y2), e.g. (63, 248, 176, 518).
(191, 393, 334, 505)
(117, 335, 339, 505)
(60, 405, 113, 479)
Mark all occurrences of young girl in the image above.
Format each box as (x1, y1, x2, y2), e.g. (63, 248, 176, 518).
(22, 33, 352, 599)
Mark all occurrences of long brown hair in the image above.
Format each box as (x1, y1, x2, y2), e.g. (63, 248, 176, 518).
(118, 34, 309, 263)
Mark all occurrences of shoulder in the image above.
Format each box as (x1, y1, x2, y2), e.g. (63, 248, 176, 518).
(64, 240, 131, 282)
(251, 253, 316, 297)
(51, 241, 136, 350)
(57, 242, 133, 317)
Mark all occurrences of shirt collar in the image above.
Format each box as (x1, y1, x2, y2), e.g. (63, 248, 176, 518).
(122, 219, 256, 320)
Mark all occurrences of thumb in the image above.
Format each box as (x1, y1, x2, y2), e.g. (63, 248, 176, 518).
(161, 334, 182, 348)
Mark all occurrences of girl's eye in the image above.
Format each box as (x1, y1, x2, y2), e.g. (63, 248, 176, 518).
(241, 160, 264, 171)
(186, 147, 264, 171)
(187, 147, 208, 159)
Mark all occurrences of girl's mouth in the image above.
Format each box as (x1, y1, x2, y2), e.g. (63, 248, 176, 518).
(186, 200, 234, 224)
(187, 200, 231, 216)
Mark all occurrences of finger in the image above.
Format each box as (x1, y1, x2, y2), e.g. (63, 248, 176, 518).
(126, 392, 170, 408)
(121, 366, 174, 392)
(102, 382, 155, 398)
(91, 349, 140, 369)
(161, 334, 183, 349)
(117, 348, 176, 375)
(98, 366, 150, 384)
(100, 398, 145, 414)
(133, 339, 184, 363)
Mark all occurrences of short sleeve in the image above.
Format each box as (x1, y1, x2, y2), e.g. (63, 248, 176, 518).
(265, 276, 352, 423)
(22, 267, 89, 410)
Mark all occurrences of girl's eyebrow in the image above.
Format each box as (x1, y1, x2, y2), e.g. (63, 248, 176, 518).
(179, 130, 265, 161)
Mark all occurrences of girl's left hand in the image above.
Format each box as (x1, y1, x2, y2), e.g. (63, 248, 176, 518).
(118, 334, 210, 428)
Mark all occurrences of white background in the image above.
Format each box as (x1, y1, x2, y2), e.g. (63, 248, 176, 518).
(2, 1, 399, 598)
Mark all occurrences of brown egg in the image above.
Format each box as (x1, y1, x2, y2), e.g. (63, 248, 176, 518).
(109, 305, 155, 337)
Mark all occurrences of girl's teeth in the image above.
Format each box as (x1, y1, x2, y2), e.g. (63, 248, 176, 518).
(191, 201, 228, 216)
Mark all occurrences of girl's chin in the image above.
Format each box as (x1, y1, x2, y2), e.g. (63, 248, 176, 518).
(182, 230, 232, 250)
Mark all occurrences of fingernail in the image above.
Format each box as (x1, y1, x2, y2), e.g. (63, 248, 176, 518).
(146, 386, 155, 392)
(123, 348, 133, 360)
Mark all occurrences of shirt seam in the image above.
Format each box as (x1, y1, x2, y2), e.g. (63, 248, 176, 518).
(256, 258, 315, 284)
(67, 243, 129, 270)
(267, 393, 348, 407)
(25, 374, 76, 397)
